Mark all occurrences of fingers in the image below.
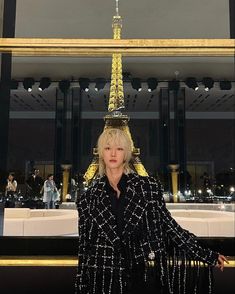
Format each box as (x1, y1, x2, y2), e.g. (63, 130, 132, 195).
(219, 255, 229, 264)
(217, 255, 230, 272)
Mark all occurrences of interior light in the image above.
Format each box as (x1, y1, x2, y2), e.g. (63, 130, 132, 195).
(23, 78, 35, 92)
(202, 77, 214, 91)
(185, 77, 199, 91)
(147, 78, 158, 92)
(131, 78, 142, 91)
(94, 78, 106, 91)
(38, 77, 51, 91)
(79, 78, 90, 92)
(220, 81, 232, 90)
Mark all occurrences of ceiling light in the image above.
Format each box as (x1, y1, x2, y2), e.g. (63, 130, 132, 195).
(59, 80, 70, 93)
(131, 78, 142, 91)
(94, 78, 106, 91)
(147, 78, 158, 92)
(220, 81, 232, 90)
(202, 77, 214, 91)
(38, 77, 51, 91)
(185, 77, 199, 91)
(23, 78, 35, 92)
(168, 80, 180, 91)
(79, 78, 90, 92)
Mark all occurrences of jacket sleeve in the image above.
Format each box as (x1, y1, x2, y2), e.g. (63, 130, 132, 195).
(75, 188, 91, 293)
(146, 177, 219, 266)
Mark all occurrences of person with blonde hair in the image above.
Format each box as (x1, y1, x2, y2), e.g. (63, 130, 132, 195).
(76, 128, 228, 294)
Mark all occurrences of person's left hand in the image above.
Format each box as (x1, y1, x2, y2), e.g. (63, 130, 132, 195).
(216, 254, 229, 271)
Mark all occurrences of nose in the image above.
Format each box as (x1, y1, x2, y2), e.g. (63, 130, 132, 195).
(111, 148, 116, 156)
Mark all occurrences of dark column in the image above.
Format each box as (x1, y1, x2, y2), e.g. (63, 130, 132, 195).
(174, 88, 187, 191)
(229, 0, 235, 38)
(0, 0, 16, 174)
(0, 0, 16, 236)
(54, 88, 67, 181)
(71, 88, 82, 175)
(159, 88, 170, 190)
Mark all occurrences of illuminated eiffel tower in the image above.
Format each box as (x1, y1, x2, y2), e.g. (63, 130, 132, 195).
(84, 0, 148, 183)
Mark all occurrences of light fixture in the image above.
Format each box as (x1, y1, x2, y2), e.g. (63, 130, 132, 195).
(147, 78, 158, 92)
(131, 78, 142, 91)
(220, 81, 232, 90)
(202, 77, 214, 91)
(59, 80, 70, 93)
(38, 77, 51, 91)
(79, 78, 90, 92)
(185, 77, 199, 91)
(168, 79, 180, 91)
(94, 78, 106, 91)
(23, 78, 35, 92)
(230, 187, 235, 193)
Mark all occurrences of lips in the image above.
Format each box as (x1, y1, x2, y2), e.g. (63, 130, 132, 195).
(109, 160, 117, 163)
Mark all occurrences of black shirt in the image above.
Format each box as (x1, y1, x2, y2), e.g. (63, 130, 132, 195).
(104, 174, 127, 238)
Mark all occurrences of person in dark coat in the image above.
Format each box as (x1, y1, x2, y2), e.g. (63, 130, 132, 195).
(76, 128, 228, 294)
(26, 169, 44, 198)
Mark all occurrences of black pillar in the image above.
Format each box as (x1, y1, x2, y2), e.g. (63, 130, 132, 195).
(0, 0, 16, 174)
(0, 0, 16, 236)
(159, 88, 170, 190)
(71, 88, 82, 175)
(54, 88, 67, 181)
(229, 0, 235, 38)
(174, 88, 187, 191)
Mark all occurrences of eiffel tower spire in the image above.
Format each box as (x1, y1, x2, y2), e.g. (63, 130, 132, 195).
(84, 0, 148, 183)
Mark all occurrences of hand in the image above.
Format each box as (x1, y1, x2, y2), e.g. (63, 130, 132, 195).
(216, 254, 229, 272)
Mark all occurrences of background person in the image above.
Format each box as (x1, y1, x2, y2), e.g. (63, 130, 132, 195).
(43, 174, 59, 209)
(5, 172, 17, 197)
(5, 172, 17, 208)
(26, 169, 44, 199)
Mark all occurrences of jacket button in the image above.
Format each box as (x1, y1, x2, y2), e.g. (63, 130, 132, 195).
(148, 251, 155, 260)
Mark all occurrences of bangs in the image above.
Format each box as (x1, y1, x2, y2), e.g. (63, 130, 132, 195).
(105, 133, 126, 148)
(99, 129, 130, 153)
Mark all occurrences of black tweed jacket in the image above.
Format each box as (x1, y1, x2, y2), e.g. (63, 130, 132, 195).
(75, 173, 218, 294)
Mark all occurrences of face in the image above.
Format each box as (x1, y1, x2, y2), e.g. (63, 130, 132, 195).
(8, 174, 13, 181)
(102, 141, 125, 172)
(49, 175, 54, 180)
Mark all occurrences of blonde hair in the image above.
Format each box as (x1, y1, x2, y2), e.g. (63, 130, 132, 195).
(97, 128, 133, 176)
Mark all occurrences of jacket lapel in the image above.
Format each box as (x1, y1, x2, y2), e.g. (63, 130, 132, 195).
(122, 173, 148, 238)
(91, 177, 121, 248)
(90, 173, 147, 246)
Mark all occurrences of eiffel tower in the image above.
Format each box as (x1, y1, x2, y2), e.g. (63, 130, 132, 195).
(84, 0, 148, 184)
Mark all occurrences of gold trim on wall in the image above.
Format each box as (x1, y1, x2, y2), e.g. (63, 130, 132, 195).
(0, 38, 234, 56)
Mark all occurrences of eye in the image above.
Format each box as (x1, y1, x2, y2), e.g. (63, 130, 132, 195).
(117, 147, 124, 151)
(104, 146, 110, 150)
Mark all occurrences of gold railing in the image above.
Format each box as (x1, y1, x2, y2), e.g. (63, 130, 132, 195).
(0, 38, 234, 56)
(0, 256, 234, 267)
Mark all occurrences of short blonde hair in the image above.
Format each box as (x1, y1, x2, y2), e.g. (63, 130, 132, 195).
(97, 128, 133, 176)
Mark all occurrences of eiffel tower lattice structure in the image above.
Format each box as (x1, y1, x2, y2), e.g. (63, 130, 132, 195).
(84, 1, 148, 184)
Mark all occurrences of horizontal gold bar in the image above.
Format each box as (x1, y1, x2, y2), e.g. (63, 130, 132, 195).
(0, 256, 77, 267)
(0, 256, 234, 267)
(0, 38, 234, 57)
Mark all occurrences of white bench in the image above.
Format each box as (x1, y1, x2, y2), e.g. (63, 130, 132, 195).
(170, 209, 235, 237)
(3, 208, 78, 236)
